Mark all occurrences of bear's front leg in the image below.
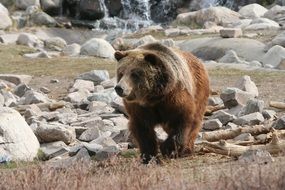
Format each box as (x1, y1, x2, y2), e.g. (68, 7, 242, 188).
(129, 120, 158, 164)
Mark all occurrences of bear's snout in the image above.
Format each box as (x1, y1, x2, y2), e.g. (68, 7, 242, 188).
(114, 85, 124, 97)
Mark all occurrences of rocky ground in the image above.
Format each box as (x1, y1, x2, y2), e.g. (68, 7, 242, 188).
(0, 1, 285, 189)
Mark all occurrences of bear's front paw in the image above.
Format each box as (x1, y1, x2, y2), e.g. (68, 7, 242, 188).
(160, 138, 179, 158)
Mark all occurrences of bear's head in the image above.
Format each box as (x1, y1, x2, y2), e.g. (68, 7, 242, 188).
(114, 50, 171, 105)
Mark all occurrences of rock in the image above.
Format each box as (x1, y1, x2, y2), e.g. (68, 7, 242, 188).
(219, 50, 243, 64)
(20, 90, 51, 105)
(15, 0, 40, 10)
(262, 110, 277, 120)
(40, 86, 51, 94)
(164, 28, 181, 37)
(40, 141, 68, 160)
(234, 133, 254, 141)
(239, 99, 264, 116)
(23, 50, 53, 59)
(0, 3, 12, 30)
(30, 11, 57, 27)
(133, 35, 157, 48)
(80, 38, 115, 59)
(81, 142, 103, 154)
(65, 90, 90, 104)
(220, 88, 255, 109)
(92, 135, 117, 148)
(203, 119, 222, 131)
(44, 37, 67, 51)
(109, 116, 128, 130)
(263, 5, 285, 26)
(208, 96, 223, 106)
(249, 60, 262, 67)
(238, 149, 273, 164)
(0, 34, 19, 44)
(233, 112, 264, 126)
(0, 107, 40, 161)
(0, 74, 32, 85)
(238, 3, 268, 19)
(160, 38, 176, 48)
(77, 70, 109, 85)
(261, 45, 285, 69)
(35, 123, 76, 144)
(245, 18, 280, 30)
(88, 101, 114, 113)
(79, 0, 105, 20)
(55, 112, 78, 125)
(13, 83, 31, 97)
(224, 122, 238, 130)
(1, 90, 18, 107)
(62, 43, 81, 57)
(40, 0, 61, 15)
(17, 33, 43, 48)
(94, 146, 119, 161)
(265, 31, 285, 50)
(234, 75, 258, 97)
(210, 110, 236, 125)
(220, 28, 242, 38)
(88, 88, 117, 104)
(100, 78, 115, 89)
(79, 121, 105, 142)
(178, 38, 265, 62)
(111, 96, 127, 115)
(255, 134, 268, 143)
(155, 126, 168, 142)
(70, 79, 94, 93)
(273, 116, 285, 129)
(93, 85, 104, 92)
(50, 79, 59, 83)
(0, 93, 4, 106)
(227, 19, 252, 29)
(176, 7, 240, 27)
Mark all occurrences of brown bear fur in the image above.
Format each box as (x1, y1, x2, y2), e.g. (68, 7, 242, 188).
(114, 43, 210, 164)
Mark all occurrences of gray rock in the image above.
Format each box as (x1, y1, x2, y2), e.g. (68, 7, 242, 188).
(15, 0, 40, 10)
(239, 99, 264, 116)
(81, 142, 103, 154)
(245, 18, 280, 30)
(30, 11, 57, 27)
(265, 31, 285, 50)
(238, 3, 268, 19)
(88, 101, 114, 113)
(24, 104, 42, 123)
(203, 119, 223, 131)
(261, 45, 285, 69)
(234, 75, 259, 97)
(208, 96, 223, 106)
(233, 133, 254, 141)
(50, 79, 59, 83)
(0, 93, 4, 106)
(0, 74, 32, 85)
(238, 149, 273, 164)
(262, 110, 277, 120)
(133, 35, 157, 48)
(55, 112, 78, 125)
(77, 70, 109, 85)
(160, 38, 176, 47)
(80, 38, 115, 59)
(44, 37, 67, 51)
(71, 116, 102, 127)
(79, 123, 104, 142)
(210, 110, 236, 125)
(94, 146, 119, 161)
(273, 116, 285, 129)
(62, 43, 81, 57)
(1, 90, 19, 107)
(0, 3, 12, 30)
(70, 79, 94, 93)
(100, 78, 115, 89)
(65, 90, 90, 104)
(13, 83, 31, 97)
(220, 28, 242, 38)
(17, 33, 43, 48)
(35, 123, 76, 144)
(40, 141, 68, 160)
(224, 122, 239, 130)
(88, 88, 117, 104)
(21, 90, 51, 105)
(40, 86, 51, 94)
(233, 112, 264, 126)
(164, 28, 181, 37)
(111, 96, 127, 115)
(40, 0, 61, 16)
(219, 50, 243, 63)
(220, 87, 255, 109)
(0, 107, 40, 161)
(92, 136, 117, 147)
(255, 134, 268, 143)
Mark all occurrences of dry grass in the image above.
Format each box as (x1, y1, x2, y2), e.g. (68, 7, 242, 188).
(0, 155, 284, 190)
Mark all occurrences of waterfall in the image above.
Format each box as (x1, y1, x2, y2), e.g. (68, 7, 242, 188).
(121, 0, 151, 21)
(197, 0, 235, 9)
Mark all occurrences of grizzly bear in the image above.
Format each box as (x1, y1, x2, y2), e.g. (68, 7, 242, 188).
(114, 43, 210, 164)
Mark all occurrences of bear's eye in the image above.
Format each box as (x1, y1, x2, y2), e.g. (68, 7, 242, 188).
(131, 70, 143, 81)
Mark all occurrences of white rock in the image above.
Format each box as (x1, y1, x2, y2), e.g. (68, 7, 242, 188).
(133, 35, 157, 48)
(17, 33, 43, 48)
(62, 43, 81, 57)
(261, 45, 285, 69)
(80, 38, 115, 59)
(0, 74, 32, 85)
(0, 3, 12, 30)
(245, 18, 280, 30)
(77, 70, 109, 85)
(219, 50, 243, 64)
(65, 90, 90, 104)
(70, 79, 94, 93)
(234, 75, 259, 97)
(164, 28, 181, 37)
(0, 107, 40, 161)
(238, 3, 268, 19)
(44, 37, 67, 51)
(0, 34, 19, 44)
(234, 133, 254, 141)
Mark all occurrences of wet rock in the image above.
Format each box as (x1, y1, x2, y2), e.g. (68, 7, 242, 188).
(79, 0, 105, 20)
(80, 38, 115, 59)
(203, 119, 223, 131)
(234, 75, 258, 97)
(233, 112, 264, 126)
(238, 149, 273, 164)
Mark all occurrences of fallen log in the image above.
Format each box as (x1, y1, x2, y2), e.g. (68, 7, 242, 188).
(15, 101, 66, 113)
(205, 104, 225, 116)
(269, 101, 285, 110)
(202, 123, 273, 142)
(202, 132, 285, 156)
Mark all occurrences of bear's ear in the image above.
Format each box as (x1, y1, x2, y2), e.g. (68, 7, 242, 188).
(144, 53, 161, 65)
(114, 51, 127, 61)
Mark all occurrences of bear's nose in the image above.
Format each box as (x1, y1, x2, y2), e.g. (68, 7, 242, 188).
(115, 85, 124, 96)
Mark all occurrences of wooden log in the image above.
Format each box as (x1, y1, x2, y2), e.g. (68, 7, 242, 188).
(205, 104, 225, 116)
(269, 101, 285, 110)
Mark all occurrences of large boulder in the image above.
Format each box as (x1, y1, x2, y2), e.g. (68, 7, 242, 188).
(261, 45, 285, 69)
(0, 74, 32, 85)
(265, 31, 285, 50)
(0, 107, 40, 161)
(40, 0, 61, 15)
(30, 11, 57, 27)
(16, 33, 43, 48)
(263, 5, 285, 26)
(0, 3, 12, 30)
(178, 37, 265, 62)
(44, 37, 67, 51)
(244, 18, 280, 30)
(15, 0, 40, 10)
(175, 7, 241, 27)
(79, 0, 106, 20)
(238, 3, 268, 19)
(80, 38, 115, 59)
